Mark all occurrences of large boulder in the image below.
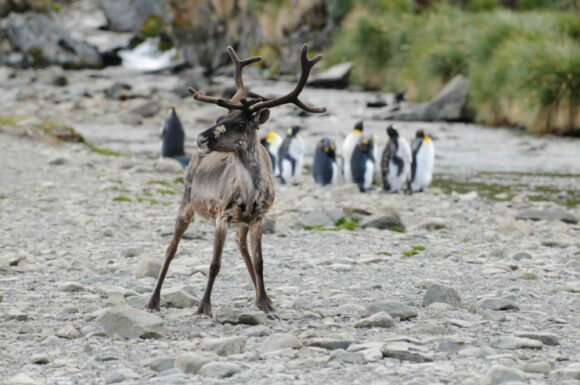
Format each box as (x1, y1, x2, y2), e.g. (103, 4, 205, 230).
(1, 12, 101, 68)
(383, 75, 472, 122)
(100, 0, 168, 32)
(308, 62, 353, 89)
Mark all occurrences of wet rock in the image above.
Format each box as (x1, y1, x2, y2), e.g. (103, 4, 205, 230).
(366, 94, 387, 108)
(200, 336, 246, 356)
(365, 301, 417, 320)
(478, 298, 519, 311)
(30, 354, 49, 365)
(521, 361, 551, 374)
(516, 209, 578, 224)
(99, 305, 167, 339)
(423, 283, 461, 307)
(199, 362, 241, 378)
(163, 286, 199, 308)
(511, 252, 532, 261)
(105, 367, 140, 384)
(354, 312, 395, 328)
(305, 338, 353, 351)
(130, 100, 161, 118)
(55, 323, 81, 339)
(381, 342, 433, 362)
(4, 307, 28, 321)
(514, 331, 559, 346)
(146, 357, 175, 372)
(174, 353, 211, 374)
(480, 365, 525, 385)
(307, 62, 353, 89)
(297, 209, 343, 228)
(491, 336, 542, 349)
(216, 309, 266, 325)
(135, 259, 161, 279)
(328, 350, 364, 364)
(1, 13, 101, 68)
(261, 333, 302, 353)
(101, 0, 167, 32)
(359, 212, 404, 231)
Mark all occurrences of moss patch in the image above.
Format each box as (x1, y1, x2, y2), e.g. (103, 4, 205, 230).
(113, 195, 132, 202)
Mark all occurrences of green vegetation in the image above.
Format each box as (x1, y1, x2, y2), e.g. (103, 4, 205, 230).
(325, 2, 580, 134)
(86, 143, 123, 157)
(303, 217, 360, 231)
(173, 177, 185, 184)
(149, 180, 171, 187)
(377, 251, 391, 256)
(113, 195, 132, 202)
(0, 195, 7, 199)
(156, 188, 180, 195)
(412, 245, 426, 251)
(402, 244, 427, 257)
(390, 226, 406, 233)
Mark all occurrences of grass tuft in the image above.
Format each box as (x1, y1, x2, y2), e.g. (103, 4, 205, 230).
(113, 195, 132, 202)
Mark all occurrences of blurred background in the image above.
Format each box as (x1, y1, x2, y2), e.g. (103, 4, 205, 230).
(0, 0, 579, 203)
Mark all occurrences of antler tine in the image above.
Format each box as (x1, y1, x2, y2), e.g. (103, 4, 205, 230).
(226, 46, 262, 92)
(248, 44, 326, 114)
(187, 87, 246, 111)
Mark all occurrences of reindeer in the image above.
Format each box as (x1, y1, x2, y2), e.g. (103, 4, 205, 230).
(145, 44, 326, 318)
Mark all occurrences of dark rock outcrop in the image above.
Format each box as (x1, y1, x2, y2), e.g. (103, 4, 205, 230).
(100, 0, 168, 32)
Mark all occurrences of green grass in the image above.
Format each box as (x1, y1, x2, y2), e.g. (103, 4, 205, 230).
(324, 4, 580, 134)
(303, 217, 360, 231)
(173, 177, 184, 184)
(0, 195, 7, 200)
(149, 180, 171, 187)
(86, 143, 123, 157)
(377, 251, 391, 256)
(113, 195, 132, 202)
(412, 245, 426, 251)
(390, 226, 406, 233)
(402, 250, 419, 257)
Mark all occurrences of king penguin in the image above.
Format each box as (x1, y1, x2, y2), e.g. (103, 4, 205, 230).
(350, 134, 376, 192)
(381, 125, 411, 192)
(160, 107, 190, 168)
(313, 138, 338, 186)
(278, 125, 304, 185)
(342, 120, 364, 183)
(408, 129, 435, 193)
(260, 132, 283, 177)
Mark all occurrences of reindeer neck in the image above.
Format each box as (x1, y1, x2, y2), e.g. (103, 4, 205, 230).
(235, 131, 261, 185)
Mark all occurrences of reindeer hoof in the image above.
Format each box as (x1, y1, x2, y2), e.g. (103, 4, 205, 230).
(256, 295, 275, 316)
(196, 301, 212, 317)
(145, 296, 160, 312)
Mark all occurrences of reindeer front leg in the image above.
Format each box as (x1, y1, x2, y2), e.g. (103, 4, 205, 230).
(196, 217, 228, 316)
(250, 219, 275, 317)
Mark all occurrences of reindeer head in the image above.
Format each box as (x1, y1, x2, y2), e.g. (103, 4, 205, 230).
(191, 45, 326, 155)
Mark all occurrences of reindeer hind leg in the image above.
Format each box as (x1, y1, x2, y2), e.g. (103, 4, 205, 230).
(236, 226, 257, 289)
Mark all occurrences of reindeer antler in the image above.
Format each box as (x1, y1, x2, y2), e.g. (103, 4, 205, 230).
(188, 44, 325, 115)
(247, 44, 326, 114)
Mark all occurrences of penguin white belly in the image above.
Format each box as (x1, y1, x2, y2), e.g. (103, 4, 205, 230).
(270, 142, 282, 177)
(287, 137, 304, 184)
(281, 159, 294, 184)
(331, 162, 338, 185)
(387, 160, 406, 192)
(342, 133, 360, 182)
(411, 141, 434, 191)
(364, 159, 374, 190)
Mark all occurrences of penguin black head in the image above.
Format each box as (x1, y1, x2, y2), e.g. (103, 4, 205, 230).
(319, 137, 336, 158)
(354, 120, 363, 132)
(416, 129, 425, 138)
(358, 134, 373, 154)
(287, 125, 301, 137)
(387, 125, 398, 139)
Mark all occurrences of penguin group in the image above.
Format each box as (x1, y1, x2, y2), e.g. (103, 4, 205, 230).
(159, 109, 434, 193)
(160, 107, 190, 168)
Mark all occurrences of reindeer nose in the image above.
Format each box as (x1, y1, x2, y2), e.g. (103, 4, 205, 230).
(196, 135, 210, 153)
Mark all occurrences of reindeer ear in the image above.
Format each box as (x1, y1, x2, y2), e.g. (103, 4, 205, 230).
(253, 109, 270, 127)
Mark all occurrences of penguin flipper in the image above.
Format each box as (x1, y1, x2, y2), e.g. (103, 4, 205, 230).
(171, 155, 191, 168)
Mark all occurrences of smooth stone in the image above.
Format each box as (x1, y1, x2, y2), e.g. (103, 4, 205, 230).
(365, 301, 417, 320)
(99, 305, 167, 339)
(199, 362, 241, 378)
(347, 341, 384, 352)
(135, 260, 161, 279)
(491, 336, 543, 350)
(55, 324, 81, 339)
(480, 365, 525, 385)
(354, 312, 395, 328)
(521, 361, 551, 374)
(163, 286, 199, 308)
(58, 282, 87, 292)
(327, 350, 364, 364)
(423, 283, 462, 307)
(305, 338, 353, 350)
(106, 367, 140, 384)
(242, 325, 270, 337)
(261, 333, 302, 353)
(417, 217, 448, 230)
(359, 212, 404, 230)
(483, 310, 508, 322)
(4, 307, 28, 321)
(514, 331, 559, 346)
(216, 309, 266, 325)
(553, 363, 580, 380)
(381, 342, 433, 362)
(200, 336, 246, 356)
(2, 373, 44, 385)
(174, 353, 211, 374)
(30, 354, 49, 365)
(516, 209, 578, 224)
(511, 252, 532, 261)
(478, 298, 519, 311)
(146, 357, 175, 372)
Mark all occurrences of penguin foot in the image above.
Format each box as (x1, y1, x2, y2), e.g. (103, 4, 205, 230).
(145, 295, 161, 312)
(196, 300, 212, 317)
